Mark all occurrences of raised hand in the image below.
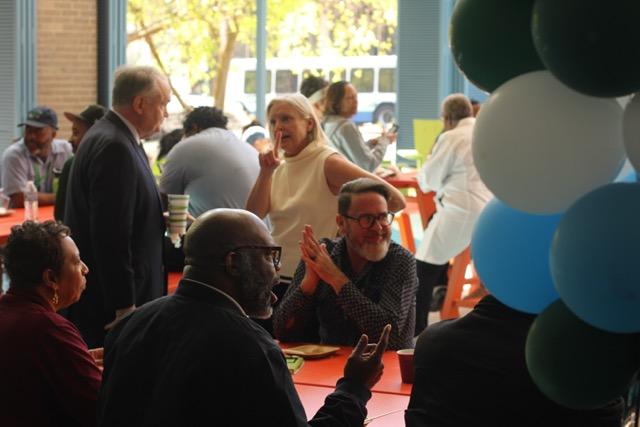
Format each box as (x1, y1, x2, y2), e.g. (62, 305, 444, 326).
(258, 131, 282, 173)
(343, 324, 392, 389)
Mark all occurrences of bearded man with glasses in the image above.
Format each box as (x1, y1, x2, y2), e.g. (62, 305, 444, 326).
(274, 178, 417, 350)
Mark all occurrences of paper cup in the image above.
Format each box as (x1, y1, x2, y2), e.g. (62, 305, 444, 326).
(167, 194, 189, 247)
(397, 348, 415, 384)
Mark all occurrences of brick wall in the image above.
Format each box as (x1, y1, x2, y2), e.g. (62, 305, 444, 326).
(37, 0, 97, 141)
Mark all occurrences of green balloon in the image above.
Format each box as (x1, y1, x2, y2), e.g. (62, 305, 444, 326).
(526, 300, 640, 410)
(532, 0, 640, 97)
(450, 0, 545, 93)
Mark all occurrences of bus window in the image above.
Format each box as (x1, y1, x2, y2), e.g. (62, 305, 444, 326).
(244, 70, 272, 94)
(302, 69, 324, 80)
(275, 70, 298, 93)
(329, 69, 346, 82)
(378, 68, 395, 93)
(350, 68, 374, 93)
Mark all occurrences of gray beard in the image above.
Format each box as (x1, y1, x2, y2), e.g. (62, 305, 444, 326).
(351, 238, 390, 262)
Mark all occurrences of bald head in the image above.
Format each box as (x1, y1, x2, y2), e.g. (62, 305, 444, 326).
(184, 209, 272, 268)
(183, 209, 279, 319)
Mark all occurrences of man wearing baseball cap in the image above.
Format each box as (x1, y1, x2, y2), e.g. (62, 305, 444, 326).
(64, 105, 107, 154)
(1, 106, 72, 208)
(54, 104, 106, 220)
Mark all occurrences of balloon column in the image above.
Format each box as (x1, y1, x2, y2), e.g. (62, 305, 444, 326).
(451, 0, 640, 410)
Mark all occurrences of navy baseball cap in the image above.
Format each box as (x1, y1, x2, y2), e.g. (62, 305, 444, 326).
(18, 106, 59, 130)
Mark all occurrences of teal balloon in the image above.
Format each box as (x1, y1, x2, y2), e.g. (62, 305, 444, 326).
(551, 183, 640, 332)
(471, 199, 560, 313)
(450, 0, 545, 93)
(526, 300, 639, 409)
(532, 0, 640, 97)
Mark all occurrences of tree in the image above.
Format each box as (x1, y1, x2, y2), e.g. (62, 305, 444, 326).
(127, 0, 396, 110)
(270, 0, 396, 57)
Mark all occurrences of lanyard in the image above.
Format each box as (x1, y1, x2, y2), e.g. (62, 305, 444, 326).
(30, 158, 51, 191)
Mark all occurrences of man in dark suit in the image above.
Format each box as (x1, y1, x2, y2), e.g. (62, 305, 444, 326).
(64, 65, 170, 347)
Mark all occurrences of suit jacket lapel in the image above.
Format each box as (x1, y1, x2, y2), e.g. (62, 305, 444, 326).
(106, 112, 151, 172)
(106, 111, 165, 215)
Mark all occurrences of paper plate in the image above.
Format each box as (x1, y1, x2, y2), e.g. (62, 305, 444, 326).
(283, 344, 340, 359)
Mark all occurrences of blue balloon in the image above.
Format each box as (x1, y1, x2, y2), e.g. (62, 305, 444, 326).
(551, 183, 640, 333)
(615, 170, 638, 183)
(471, 199, 561, 313)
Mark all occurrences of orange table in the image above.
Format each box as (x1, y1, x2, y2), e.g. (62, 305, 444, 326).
(286, 345, 412, 396)
(0, 205, 55, 244)
(167, 271, 182, 294)
(385, 172, 435, 253)
(295, 383, 408, 427)
(385, 171, 435, 230)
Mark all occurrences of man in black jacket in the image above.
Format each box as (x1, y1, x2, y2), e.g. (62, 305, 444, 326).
(405, 295, 623, 426)
(98, 209, 391, 426)
(64, 66, 170, 347)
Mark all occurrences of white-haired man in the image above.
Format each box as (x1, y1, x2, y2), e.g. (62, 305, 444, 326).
(65, 66, 171, 347)
(414, 93, 493, 335)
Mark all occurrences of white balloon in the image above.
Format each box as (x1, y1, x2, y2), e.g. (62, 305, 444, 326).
(473, 71, 625, 214)
(623, 93, 640, 173)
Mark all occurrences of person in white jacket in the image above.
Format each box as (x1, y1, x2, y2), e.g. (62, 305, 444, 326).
(414, 94, 493, 335)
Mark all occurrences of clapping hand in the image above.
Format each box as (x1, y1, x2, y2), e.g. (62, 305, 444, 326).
(343, 324, 392, 389)
(299, 226, 320, 295)
(299, 225, 349, 292)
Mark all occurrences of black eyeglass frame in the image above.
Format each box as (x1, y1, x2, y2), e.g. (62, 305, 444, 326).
(342, 212, 395, 229)
(224, 245, 282, 269)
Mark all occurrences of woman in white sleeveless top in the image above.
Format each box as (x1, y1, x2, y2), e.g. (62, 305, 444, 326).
(246, 94, 406, 283)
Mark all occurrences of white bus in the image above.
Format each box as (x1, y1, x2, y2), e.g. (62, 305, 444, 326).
(225, 55, 397, 124)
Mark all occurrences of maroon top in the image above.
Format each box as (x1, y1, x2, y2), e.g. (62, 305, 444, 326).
(0, 289, 102, 426)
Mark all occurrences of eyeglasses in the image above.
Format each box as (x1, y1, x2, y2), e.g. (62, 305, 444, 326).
(226, 245, 282, 269)
(342, 212, 395, 229)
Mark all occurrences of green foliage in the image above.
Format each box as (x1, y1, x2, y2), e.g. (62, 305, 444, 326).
(127, 0, 396, 102)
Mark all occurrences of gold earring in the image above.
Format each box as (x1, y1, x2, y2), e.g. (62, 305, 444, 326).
(51, 290, 59, 306)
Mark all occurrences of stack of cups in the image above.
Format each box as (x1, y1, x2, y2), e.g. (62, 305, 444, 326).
(167, 194, 190, 248)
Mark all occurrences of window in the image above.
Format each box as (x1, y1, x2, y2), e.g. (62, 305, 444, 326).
(330, 68, 346, 82)
(275, 70, 298, 93)
(350, 68, 374, 93)
(302, 69, 324, 80)
(244, 70, 272, 94)
(378, 68, 395, 92)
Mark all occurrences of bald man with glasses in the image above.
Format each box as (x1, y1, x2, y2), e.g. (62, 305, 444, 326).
(274, 178, 418, 350)
(98, 209, 392, 426)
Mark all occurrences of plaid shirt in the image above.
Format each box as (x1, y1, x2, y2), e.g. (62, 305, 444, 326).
(273, 237, 417, 350)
